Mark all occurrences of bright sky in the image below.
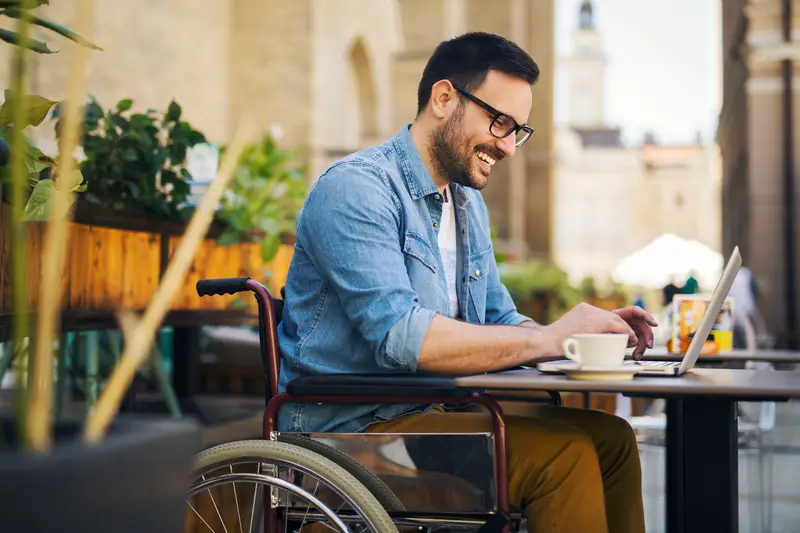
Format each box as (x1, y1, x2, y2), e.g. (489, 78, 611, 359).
(554, 0, 722, 146)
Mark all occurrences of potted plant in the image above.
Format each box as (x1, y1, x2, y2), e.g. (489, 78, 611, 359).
(0, 3, 202, 532)
(212, 133, 307, 301)
(216, 133, 307, 263)
(499, 259, 582, 323)
(66, 96, 206, 224)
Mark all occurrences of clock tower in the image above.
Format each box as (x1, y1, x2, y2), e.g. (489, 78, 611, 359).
(568, 0, 607, 127)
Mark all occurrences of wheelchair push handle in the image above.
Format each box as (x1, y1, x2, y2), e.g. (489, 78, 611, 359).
(196, 277, 251, 297)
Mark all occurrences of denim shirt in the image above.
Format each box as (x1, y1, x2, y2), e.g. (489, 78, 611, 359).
(276, 124, 531, 433)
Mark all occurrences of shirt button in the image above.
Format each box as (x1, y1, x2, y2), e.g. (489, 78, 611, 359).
(434, 194, 441, 200)
(432, 222, 438, 228)
(474, 269, 481, 276)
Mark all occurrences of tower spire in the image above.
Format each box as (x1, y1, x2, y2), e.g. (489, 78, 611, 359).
(579, 0, 595, 30)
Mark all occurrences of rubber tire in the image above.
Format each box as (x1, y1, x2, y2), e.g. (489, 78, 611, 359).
(192, 440, 398, 533)
(278, 433, 405, 511)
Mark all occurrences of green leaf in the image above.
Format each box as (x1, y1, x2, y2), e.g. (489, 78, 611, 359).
(260, 234, 281, 262)
(188, 130, 206, 145)
(0, 28, 55, 53)
(0, 93, 59, 127)
(165, 101, 181, 122)
(177, 204, 195, 222)
(22, 178, 56, 220)
(116, 98, 133, 112)
(62, 168, 84, 191)
(216, 228, 243, 246)
(24, 156, 49, 174)
(2, 9, 102, 50)
(0, 1, 49, 7)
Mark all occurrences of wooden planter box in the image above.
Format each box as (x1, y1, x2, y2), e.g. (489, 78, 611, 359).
(0, 205, 293, 321)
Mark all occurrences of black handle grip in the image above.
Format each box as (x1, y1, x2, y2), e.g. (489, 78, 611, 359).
(196, 277, 251, 297)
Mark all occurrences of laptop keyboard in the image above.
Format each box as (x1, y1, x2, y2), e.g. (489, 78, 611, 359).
(629, 361, 677, 368)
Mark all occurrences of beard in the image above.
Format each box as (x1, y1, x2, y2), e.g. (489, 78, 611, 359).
(428, 102, 504, 190)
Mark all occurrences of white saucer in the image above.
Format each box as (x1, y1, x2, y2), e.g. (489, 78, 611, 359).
(548, 362, 639, 381)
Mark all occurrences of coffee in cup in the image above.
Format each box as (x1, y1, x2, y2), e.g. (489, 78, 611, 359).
(562, 333, 628, 368)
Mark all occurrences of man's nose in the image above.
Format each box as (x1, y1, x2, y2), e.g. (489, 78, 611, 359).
(496, 134, 516, 158)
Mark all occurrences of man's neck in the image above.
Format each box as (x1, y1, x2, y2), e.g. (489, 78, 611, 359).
(409, 121, 449, 194)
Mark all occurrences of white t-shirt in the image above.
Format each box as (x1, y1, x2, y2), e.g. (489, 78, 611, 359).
(438, 185, 459, 318)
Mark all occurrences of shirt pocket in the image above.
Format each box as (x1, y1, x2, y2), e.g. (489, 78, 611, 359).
(403, 231, 438, 274)
(468, 246, 491, 323)
(402, 231, 439, 309)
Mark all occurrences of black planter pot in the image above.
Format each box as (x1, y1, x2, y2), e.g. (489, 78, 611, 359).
(0, 415, 202, 533)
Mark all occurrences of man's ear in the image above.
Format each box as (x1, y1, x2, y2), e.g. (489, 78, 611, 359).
(428, 80, 456, 120)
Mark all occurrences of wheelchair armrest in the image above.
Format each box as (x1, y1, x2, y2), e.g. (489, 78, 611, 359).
(286, 372, 471, 398)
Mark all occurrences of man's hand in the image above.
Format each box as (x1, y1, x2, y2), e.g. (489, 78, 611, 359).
(542, 303, 637, 356)
(612, 306, 658, 359)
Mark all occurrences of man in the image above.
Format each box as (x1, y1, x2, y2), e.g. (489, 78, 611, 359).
(729, 265, 758, 348)
(278, 32, 656, 533)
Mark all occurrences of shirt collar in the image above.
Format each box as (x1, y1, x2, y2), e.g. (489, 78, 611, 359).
(392, 123, 472, 206)
(392, 123, 440, 200)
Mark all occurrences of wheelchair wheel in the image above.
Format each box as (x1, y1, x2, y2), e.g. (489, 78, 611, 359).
(185, 440, 398, 533)
(278, 433, 405, 511)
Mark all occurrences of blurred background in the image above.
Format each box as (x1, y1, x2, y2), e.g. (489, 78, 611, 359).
(3, 0, 790, 347)
(0, 1, 798, 531)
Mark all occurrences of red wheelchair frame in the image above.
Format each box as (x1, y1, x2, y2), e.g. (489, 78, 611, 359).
(197, 276, 563, 532)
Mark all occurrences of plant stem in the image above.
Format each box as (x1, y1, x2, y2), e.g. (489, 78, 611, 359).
(26, 0, 97, 452)
(9, 0, 35, 448)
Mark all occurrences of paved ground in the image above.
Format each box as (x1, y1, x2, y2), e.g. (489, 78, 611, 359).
(3, 383, 798, 532)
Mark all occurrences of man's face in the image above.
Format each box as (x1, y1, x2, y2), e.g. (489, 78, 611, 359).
(429, 70, 532, 190)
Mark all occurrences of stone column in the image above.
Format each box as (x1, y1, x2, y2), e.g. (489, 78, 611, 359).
(746, 0, 800, 347)
(523, 0, 556, 260)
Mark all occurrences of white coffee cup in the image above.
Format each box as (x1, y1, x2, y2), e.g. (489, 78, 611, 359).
(562, 333, 629, 368)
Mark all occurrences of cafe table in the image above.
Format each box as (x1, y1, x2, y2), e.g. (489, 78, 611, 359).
(454, 367, 800, 533)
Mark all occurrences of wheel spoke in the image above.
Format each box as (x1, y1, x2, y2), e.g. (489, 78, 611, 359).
(297, 479, 320, 531)
(188, 442, 394, 533)
(187, 499, 218, 533)
(202, 474, 231, 533)
(230, 465, 244, 533)
(248, 463, 261, 533)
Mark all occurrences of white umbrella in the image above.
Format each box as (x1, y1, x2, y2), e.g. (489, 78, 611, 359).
(613, 233, 723, 289)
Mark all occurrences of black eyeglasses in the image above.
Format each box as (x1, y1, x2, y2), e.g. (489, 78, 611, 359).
(452, 83, 534, 147)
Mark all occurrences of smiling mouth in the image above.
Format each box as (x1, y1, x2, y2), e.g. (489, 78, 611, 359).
(475, 150, 496, 166)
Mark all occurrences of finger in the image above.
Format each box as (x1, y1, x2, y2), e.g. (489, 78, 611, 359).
(642, 323, 654, 349)
(639, 309, 659, 327)
(615, 314, 636, 336)
(631, 321, 654, 350)
(633, 333, 648, 358)
(626, 306, 659, 327)
(609, 314, 637, 344)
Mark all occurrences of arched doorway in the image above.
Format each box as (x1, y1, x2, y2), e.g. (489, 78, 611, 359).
(348, 37, 378, 147)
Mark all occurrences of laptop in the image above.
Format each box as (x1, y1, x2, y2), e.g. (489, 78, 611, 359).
(536, 246, 742, 377)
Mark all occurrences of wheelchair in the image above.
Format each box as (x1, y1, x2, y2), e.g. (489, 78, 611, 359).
(184, 277, 563, 533)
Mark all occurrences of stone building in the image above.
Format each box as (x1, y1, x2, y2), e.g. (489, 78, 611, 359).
(0, 0, 557, 260)
(554, 1, 722, 286)
(717, 0, 800, 347)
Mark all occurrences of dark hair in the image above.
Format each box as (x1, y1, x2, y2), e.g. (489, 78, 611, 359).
(416, 32, 540, 116)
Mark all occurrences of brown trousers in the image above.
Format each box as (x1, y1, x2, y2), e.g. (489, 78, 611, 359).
(366, 403, 645, 533)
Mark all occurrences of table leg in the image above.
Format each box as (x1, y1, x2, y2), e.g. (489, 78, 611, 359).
(665, 397, 737, 533)
(172, 327, 199, 398)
